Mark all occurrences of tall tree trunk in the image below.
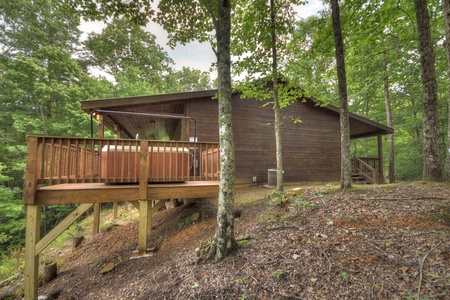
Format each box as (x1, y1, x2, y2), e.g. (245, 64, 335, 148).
(414, 0, 443, 181)
(330, 0, 352, 189)
(208, 0, 237, 261)
(271, 0, 283, 193)
(383, 52, 395, 183)
(443, 0, 450, 180)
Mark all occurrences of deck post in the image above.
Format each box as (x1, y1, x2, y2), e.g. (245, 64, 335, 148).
(113, 124, 121, 218)
(24, 205, 41, 300)
(113, 202, 118, 219)
(138, 200, 151, 255)
(24, 136, 38, 205)
(377, 134, 384, 183)
(138, 140, 149, 255)
(93, 114, 104, 235)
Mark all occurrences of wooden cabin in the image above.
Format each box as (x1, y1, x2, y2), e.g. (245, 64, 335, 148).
(81, 89, 393, 184)
(23, 88, 392, 300)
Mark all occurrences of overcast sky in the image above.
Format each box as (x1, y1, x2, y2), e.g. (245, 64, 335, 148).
(78, 1, 324, 78)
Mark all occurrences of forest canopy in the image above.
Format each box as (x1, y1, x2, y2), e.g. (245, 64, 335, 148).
(0, 0, 213, 254)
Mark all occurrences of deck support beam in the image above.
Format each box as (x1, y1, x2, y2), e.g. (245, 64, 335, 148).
(24, 203, 95, 300)
(137, 140, 149, 255)
(377, 134, 383, 184)
(93, 114, 105, 235)
(138, 200, 151, 255)
(36, 203, 93, 254)
(24, 205, 41, 300)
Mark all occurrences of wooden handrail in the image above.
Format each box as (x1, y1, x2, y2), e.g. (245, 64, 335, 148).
(353, 157, 378, 184)
(26, 136, 220, 187)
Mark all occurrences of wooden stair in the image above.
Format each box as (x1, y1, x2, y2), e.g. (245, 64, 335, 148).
(352, 172, 372, 184)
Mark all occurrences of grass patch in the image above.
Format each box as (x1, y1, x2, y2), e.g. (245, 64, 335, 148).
(0, 249, 24, 282)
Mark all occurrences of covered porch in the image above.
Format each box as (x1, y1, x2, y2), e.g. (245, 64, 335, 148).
(345, 109, 393, 184)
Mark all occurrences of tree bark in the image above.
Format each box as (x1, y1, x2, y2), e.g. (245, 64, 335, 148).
(414, 0, 443, 181)
(383, 52, 395, 183)
(442, 0, 450, 180)
(330, 0, 352, 189)
(271, 0, 283, 193)
(208, 0, 237, 261)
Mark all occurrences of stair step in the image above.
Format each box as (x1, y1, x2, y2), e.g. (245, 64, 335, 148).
(351, 173, 372, 184)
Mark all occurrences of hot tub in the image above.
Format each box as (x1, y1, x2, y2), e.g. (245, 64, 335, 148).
(101, 145, 190, 183)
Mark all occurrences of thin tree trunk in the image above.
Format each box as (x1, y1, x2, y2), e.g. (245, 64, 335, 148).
(330, 0, 352, 189)
(208, 0, 237, 261)
(383, 52, 395, 183)
(271, 0, 283, 193)
(414, 0, 443, 181)
(442, 0, 450, 180)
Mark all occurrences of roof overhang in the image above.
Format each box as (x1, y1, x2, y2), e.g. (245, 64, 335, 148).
(322, 104, 394, 138)
(81, 89, 393, 139)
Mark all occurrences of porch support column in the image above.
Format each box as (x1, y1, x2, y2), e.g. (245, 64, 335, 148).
(113, 124, 121, 219)
(137, 140, 149, 255)
(24, 205, 41, 300)
(377, 134, 384, 183)
(93, 114, 104, 235)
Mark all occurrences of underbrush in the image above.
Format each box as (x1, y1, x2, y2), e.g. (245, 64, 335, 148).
(0, 205, 129, 285)
(0, 248, 24, 284)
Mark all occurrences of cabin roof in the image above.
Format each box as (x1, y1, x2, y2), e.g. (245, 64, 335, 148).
(81, 89, 393, 139)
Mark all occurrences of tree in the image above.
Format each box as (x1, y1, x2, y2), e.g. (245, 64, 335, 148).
(330, 0, 352, 189)
(414, 0, 443, 181)
(0, 0, 119, 254)
(270, 0, 283, 193)
(0, 0, 88, 188)
(83, 18, 173, 91)
(443, 0, 450, 179)
(232, 0, 304, 193)
(167, 67, 214, 92)
(83, 18, 213, 95)
(157, 0, 237, 260)
(0, 163, 24, 254)
(383, 52, 395, 183)
(287, 1, 449, 183)
(210, 0, 237, 261)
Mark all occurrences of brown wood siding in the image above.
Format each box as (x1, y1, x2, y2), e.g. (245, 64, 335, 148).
(186, 94, 341, 182)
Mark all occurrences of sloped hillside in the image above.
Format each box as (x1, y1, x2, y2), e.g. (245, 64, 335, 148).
(37, 183, 450, 300)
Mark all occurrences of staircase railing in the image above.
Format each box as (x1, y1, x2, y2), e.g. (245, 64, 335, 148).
(353, 157, 379, 184)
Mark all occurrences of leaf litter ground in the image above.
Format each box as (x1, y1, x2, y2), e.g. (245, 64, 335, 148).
(38, 182, 450, 300)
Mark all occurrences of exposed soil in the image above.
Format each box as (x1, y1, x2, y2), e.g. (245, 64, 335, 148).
(37, 182, 450, 300)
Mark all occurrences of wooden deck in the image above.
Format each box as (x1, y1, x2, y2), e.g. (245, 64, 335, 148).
(23, 135, 221, 300)
(35, 181, 219, 205)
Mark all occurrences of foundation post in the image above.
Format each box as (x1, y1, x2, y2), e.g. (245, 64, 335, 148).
(93, 114, 104, 235)
(137, 140, 149, 255)
(24, 205, 41, 300)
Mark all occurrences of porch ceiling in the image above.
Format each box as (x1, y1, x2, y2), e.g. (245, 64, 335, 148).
(82, 90, 218, 138)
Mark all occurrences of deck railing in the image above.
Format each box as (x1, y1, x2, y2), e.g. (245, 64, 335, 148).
(352, 157, 380, 184)
(27, 136, 220, 185)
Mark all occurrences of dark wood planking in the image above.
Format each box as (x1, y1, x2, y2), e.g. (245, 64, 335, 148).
(186, 93, 341, 182)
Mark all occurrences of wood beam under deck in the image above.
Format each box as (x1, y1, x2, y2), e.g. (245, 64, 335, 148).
(34, 181, 219, 205)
